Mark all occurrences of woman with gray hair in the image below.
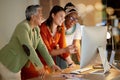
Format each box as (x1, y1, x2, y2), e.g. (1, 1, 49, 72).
(0, 4, 61, 80)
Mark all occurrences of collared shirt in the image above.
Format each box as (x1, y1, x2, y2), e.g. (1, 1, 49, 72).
(38, 22, 69, 65)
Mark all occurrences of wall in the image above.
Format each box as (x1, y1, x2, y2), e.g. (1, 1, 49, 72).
(40, 0, 60, 19)
(60, 0, 103, 26)
(0, 0, 39, 49)
(40, 0, 103, 26)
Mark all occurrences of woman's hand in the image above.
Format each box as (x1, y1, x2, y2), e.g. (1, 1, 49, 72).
(50, 64, 62, 73)
(66, 45, 78, 54)
(65, 56, 76, 68)
(68, 62, 76, 68)
(37, 67, 46, 79)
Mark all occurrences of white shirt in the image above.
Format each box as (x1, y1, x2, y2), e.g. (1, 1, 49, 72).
(65, 23, 81, 46)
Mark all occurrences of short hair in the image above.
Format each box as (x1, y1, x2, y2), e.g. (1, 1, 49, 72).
(64, 2, 75, 11)
(64, 2, 77, 16)
(25, 5, 41, 21)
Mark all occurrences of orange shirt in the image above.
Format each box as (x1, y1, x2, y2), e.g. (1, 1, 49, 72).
(38, 22, 69, 65)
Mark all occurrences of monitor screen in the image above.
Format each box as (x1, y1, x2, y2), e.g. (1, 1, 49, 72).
(80, 26, 110, 73)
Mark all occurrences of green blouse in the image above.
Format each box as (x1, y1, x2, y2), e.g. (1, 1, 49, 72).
(0, 20, 54, 73)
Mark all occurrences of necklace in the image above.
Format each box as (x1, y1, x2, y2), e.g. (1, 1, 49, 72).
(65, 24, 76, 35)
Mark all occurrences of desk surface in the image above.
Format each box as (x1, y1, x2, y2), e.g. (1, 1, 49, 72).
(45, 65, 120, 80)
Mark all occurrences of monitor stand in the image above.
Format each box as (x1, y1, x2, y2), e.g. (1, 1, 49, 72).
(97, 47, 110, 74)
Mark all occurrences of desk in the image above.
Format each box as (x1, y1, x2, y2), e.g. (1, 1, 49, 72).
(45, 65, 120, 80)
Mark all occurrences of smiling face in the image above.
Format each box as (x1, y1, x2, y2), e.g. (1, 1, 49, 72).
(65, 12, 78, 29)
(52, 11, 65, 26)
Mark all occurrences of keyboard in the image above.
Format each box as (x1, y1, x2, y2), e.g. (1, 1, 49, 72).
(70, 67, 92, 74)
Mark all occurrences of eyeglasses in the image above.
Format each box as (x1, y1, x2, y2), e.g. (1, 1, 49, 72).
(69, 16, 78, 22)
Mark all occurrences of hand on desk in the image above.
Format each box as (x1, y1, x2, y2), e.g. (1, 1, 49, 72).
(51, 64, 62, 72)
(68, 62, 76, 68)
(37, 67, 46, 79)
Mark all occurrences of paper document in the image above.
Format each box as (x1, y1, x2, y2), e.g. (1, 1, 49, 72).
(70, 67, 92, 74)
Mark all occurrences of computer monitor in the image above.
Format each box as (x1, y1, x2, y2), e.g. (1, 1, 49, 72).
(80, 26, 110, 73)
